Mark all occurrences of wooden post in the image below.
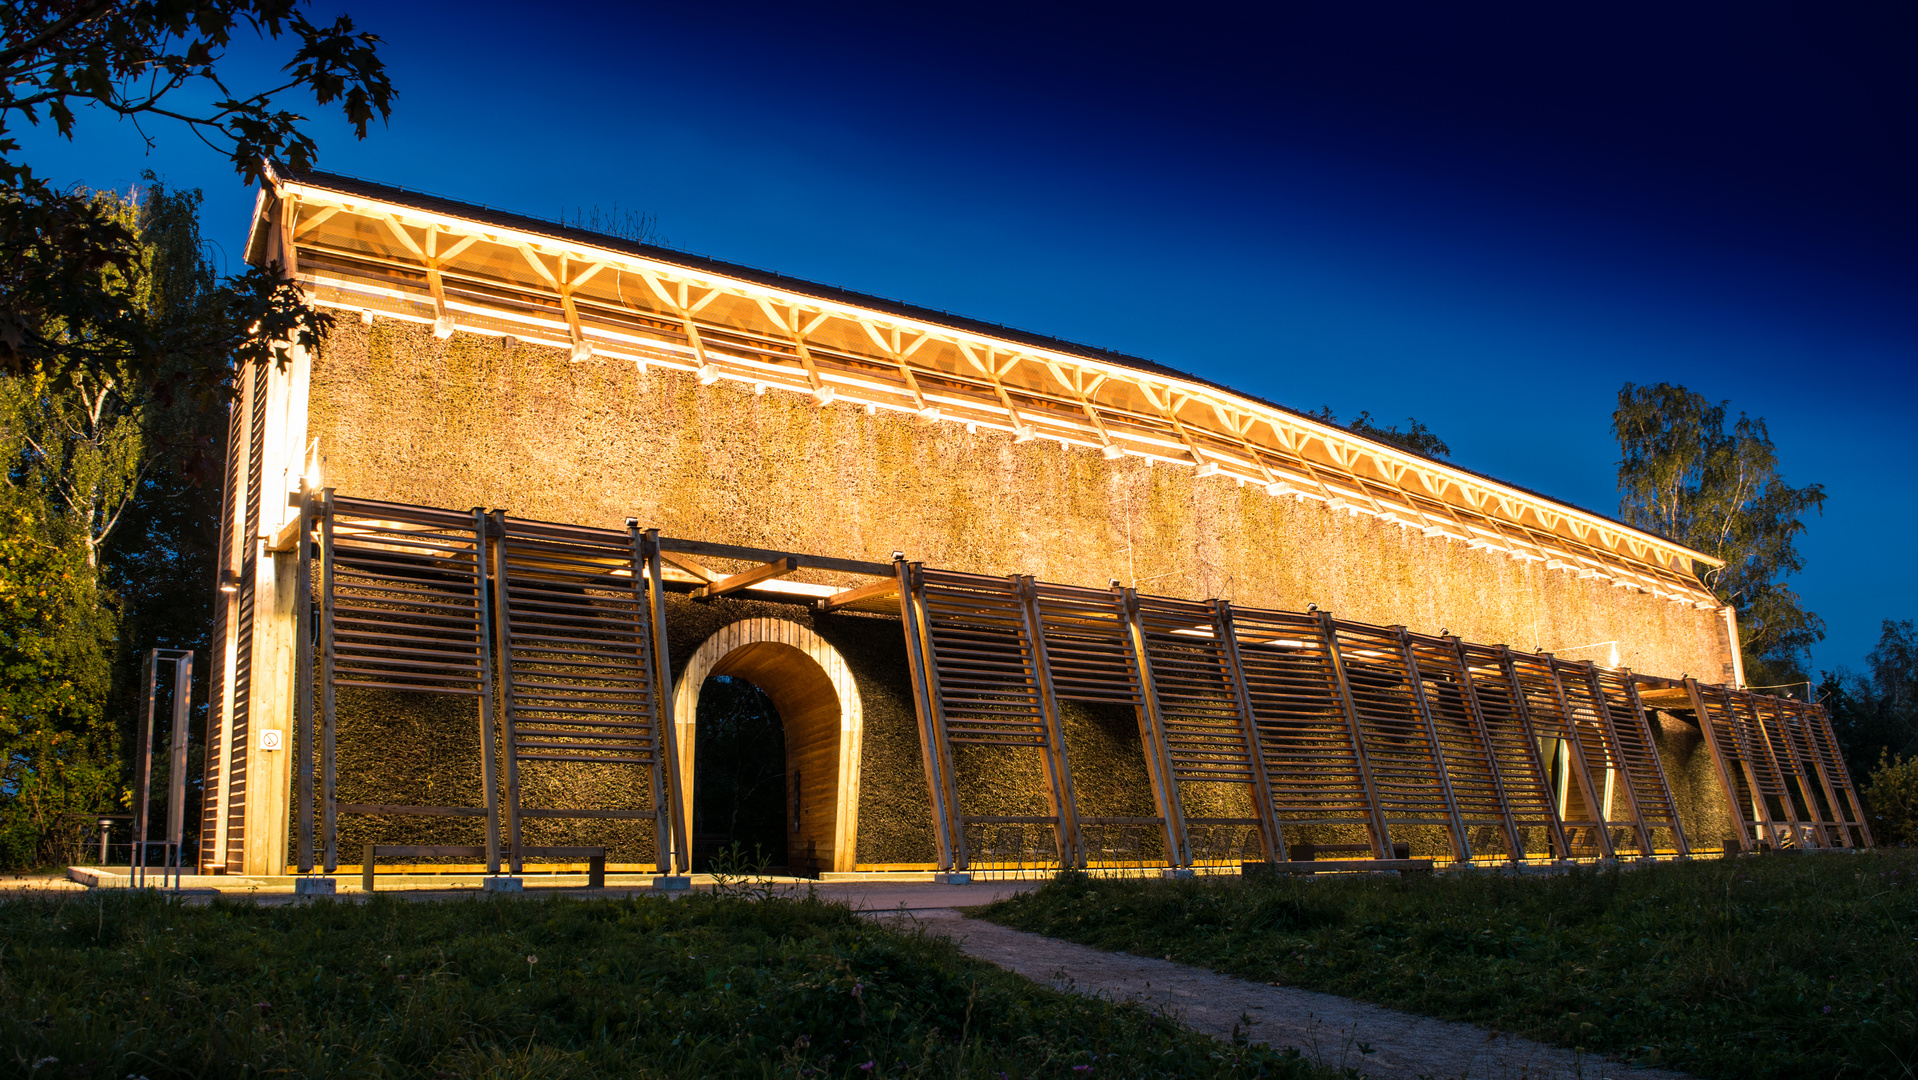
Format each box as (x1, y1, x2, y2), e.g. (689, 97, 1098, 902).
(294, 483, 315, 873)
(1215, 601, 1285, 863)
(1395, 628, 1473, 863)
(1117, 586, 1189, 866)
(319, 488, 339, 874)
(1683, 678, 1753, 854)
(645, 529, 689, 874)
(474, 509, 502, 875)
(1319, 612, 1392, 860)
(633, 528, 679, 875)
(488, 510, 525, 874)
(901, 562, 969, 869)
(1018, 575, 1084, 867)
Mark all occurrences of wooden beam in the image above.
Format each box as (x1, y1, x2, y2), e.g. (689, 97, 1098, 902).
(814, 576, 899, 613)
(692, 556, 801, 599)
(658, 550, 719, 583)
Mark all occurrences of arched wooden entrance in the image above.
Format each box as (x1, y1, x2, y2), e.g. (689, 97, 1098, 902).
(673, 619, 863, 873)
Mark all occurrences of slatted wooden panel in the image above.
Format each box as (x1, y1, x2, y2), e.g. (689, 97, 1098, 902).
(1685, 681, 1770, 851)
(1030, 582, 1181, 865)
(1591, 667, 1689, 855)
(1795, 701, 1873, 848)
(1134, 597, 1251, 785)
(316, 496, 495, 871)
(493, 515, 673, 873)
(1504, 651, 1616, 859)
(1750, 692, 1841, 847)
(1552, 660, 1660, 855)
(1402, 633, 1522, 860)
(1330, 621, 1468, 858)
(911, 568, 1075, 869)
(1227, 607, 1382, 851)
(1456, 643, 1569, 859)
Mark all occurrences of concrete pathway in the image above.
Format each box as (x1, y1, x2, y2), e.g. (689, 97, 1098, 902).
(889, 909, 1692, 1080)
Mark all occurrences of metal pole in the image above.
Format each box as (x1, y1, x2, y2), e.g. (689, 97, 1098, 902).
(166, 651, 194, 890)
(134, 649, 159, 886)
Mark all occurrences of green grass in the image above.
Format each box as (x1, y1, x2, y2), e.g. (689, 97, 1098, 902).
(978, 850, 1918, 1079)
(1, 889, 1341, 1080)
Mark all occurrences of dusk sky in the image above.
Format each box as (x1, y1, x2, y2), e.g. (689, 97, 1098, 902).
(22, 1, 1916, 679)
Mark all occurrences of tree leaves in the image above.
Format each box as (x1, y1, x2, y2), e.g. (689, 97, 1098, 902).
(1613, 382, 1826, 683)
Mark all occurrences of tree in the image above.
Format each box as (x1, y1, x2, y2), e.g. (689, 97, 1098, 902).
(1823, 618, 1918, 781)
(1, 0, 395, 401)
(1613, 382, 1826, 686)
(1307, 406, 1451, 459)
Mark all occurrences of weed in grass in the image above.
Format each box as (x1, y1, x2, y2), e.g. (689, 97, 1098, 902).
(1, 889, 1344, 1079)
(979, 852, 1918, 1080)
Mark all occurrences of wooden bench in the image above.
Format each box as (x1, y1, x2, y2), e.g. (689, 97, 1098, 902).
(361, 845, 606, 891)
(1288, 841, 1411, 861)
(1243, 841, 1432, 876)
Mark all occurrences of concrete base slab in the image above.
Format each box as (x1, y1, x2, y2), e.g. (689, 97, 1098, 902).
(652, 876, 692, 891)
(294, 877, 337, 895)
(482, 876, 523, 892)
(1163, 868, 1195, 879)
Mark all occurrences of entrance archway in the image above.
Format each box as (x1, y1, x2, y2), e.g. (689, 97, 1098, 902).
(673, 619, 863, 874)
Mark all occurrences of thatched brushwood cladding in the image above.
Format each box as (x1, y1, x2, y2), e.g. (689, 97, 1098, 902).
(306, 322, 1731, 683)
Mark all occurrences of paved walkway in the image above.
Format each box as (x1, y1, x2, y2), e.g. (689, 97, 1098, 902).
(886, 909, 1691, 1080)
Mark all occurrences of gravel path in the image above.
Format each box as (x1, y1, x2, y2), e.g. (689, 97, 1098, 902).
(889, 909, 1692, 1080)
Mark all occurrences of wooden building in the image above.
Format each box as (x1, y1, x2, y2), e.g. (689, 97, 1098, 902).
(200, 166, 1865, 879)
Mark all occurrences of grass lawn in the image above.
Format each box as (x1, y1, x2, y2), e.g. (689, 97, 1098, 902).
(978, 850, 1918, 1080)
(2, 888, 1340, 1080)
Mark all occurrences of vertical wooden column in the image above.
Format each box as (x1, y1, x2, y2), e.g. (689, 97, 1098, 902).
(318, 488, 339, 873)
(473, 510, 502, 875)
(1683, 678, 1753, 854)
(896, 560, 960, 869)
(487, 511, 524, 873)
(294, 484, 315, 873)
(1319, 612, 1391, 859)
(1116, 587, 1189, 866)
(635, 528, 682, 875)
(1017, 575, 1084, 867)
(1214, 601, 1284, 863)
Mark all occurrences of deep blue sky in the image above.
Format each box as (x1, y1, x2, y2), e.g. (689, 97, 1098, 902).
(23, 1, 1917, 678)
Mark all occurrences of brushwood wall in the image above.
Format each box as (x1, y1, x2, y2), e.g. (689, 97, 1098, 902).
(298, 322, 1735, 865)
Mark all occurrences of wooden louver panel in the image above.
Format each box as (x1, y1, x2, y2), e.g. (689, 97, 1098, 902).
(910, 568, 1080, 868)
(1746, 693, 1833, 847)
(492, 515, 673, 873)
(1504, 651, 1615, 859)
(1591, 667, 1689, 855)
(1795, 701, 1873, 847)
(1455, 643, 1567, 858)
(311, 495, 497, 873)
(1331, 622, 1467, 856)
(1402, 633, 1522, 859)
(1134, 596, 1256, 785)
(1228, 608, 1376, 836)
